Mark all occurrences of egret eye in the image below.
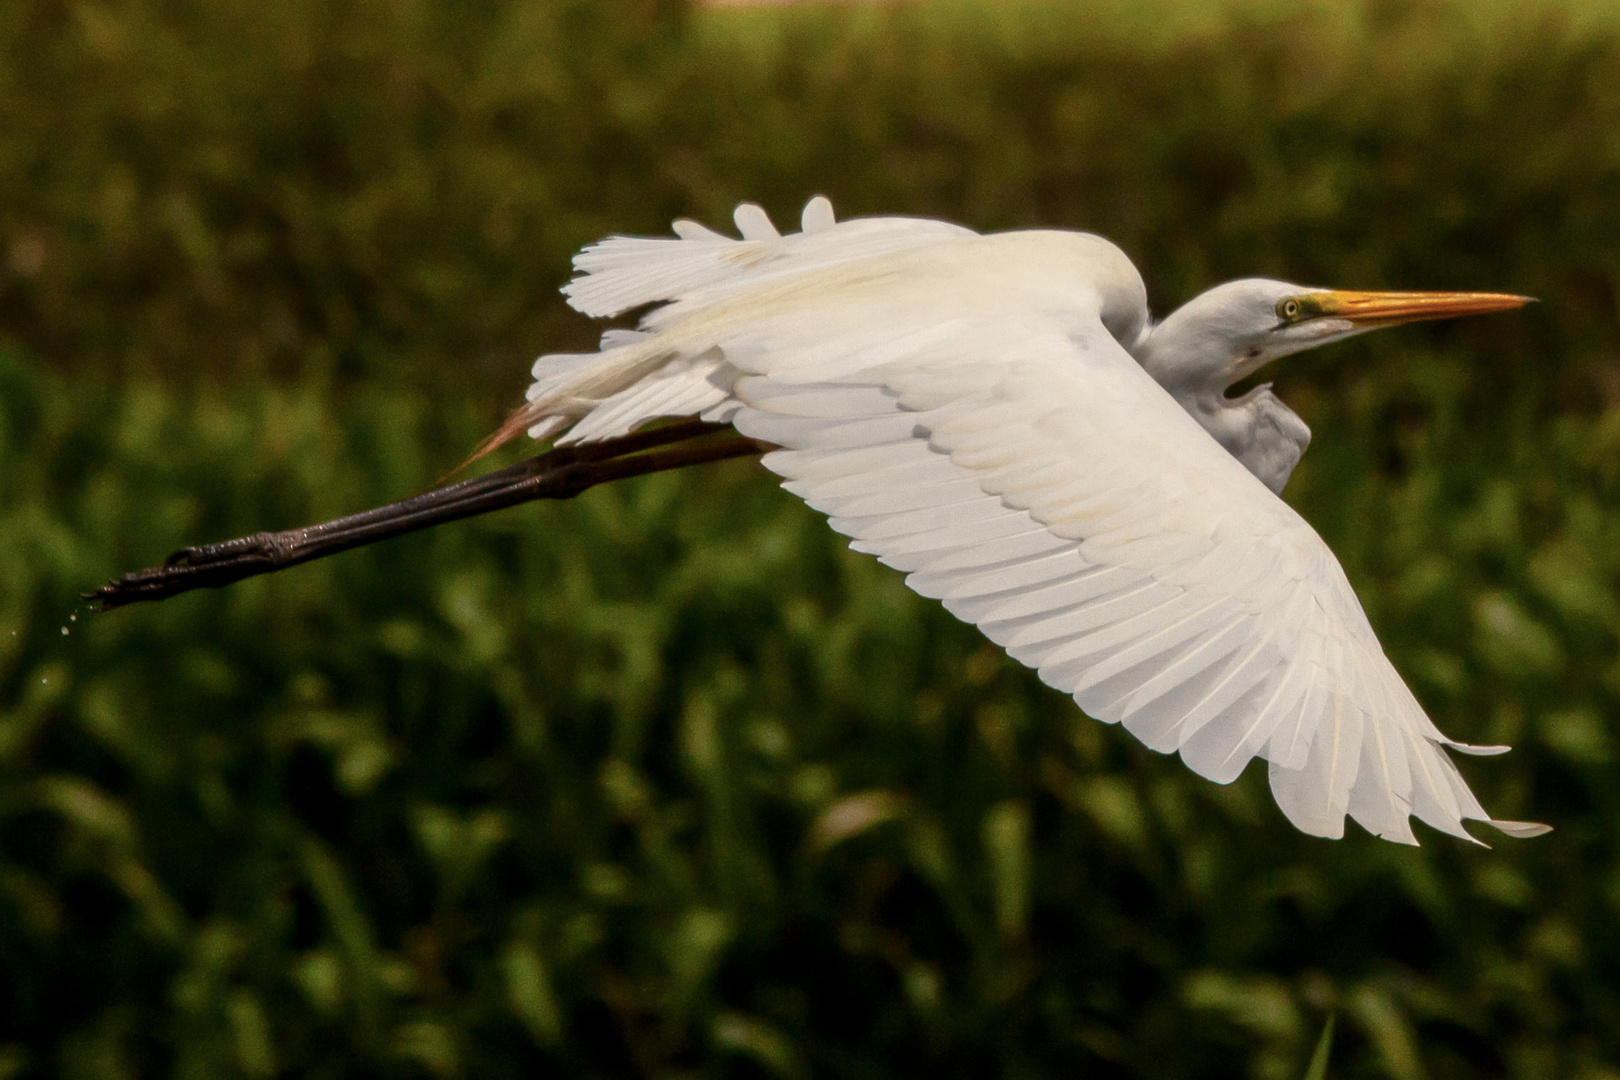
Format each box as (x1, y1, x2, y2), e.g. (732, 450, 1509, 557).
(1278, 298, 1303, 321)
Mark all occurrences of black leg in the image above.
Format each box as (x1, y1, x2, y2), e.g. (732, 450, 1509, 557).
(89, 421, 771, 611)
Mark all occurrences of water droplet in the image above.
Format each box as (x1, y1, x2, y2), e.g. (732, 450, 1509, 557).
(69, 614, 78, 623)
(61, 626, 69, 636)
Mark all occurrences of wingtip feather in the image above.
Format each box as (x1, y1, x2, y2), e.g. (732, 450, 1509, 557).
(1446, 741, 1512, 756)
(1487, 819, 1553, 838)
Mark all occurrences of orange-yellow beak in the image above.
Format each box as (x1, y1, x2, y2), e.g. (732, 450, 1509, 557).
(1303, 290, 1533, 328)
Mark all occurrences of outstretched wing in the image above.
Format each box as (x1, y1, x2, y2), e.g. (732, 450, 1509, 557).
(511, 199, 978, 447)
(711, 298, 1541, 844)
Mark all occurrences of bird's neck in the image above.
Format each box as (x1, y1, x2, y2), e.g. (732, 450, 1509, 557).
(1130, 324, 1234, 422)
(1189, 385, 1310, 493)
(1131, 331, 1309, 494)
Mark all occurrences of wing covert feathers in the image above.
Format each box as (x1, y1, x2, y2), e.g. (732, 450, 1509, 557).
(511, 196, 1545, 844)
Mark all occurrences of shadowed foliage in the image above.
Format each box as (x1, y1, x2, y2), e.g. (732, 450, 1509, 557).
(2, 0, 1620, 1076)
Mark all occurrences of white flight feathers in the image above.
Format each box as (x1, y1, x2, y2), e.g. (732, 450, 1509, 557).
(561, 196, 973, 321)
(519, 195, 1547, 845)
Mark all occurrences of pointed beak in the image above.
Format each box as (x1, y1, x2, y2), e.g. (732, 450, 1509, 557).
(1310, 289, 1534, 328)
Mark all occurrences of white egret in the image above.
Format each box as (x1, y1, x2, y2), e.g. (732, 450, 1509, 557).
(95, 196, 1545, 846)
(471, 195, 1545, 845)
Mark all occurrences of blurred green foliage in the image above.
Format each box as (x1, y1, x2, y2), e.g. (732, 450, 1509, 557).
(3, 0, 1620, 1076)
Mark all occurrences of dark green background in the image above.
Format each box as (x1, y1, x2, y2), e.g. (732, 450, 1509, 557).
(3, 0, 1619, 1076)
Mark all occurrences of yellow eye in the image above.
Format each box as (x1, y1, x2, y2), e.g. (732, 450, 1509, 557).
(1279, 298, 1302, 321)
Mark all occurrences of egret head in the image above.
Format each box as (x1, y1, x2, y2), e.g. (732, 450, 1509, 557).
(1134, 278, 1530, 493)
(1137, 278, 1532, 392)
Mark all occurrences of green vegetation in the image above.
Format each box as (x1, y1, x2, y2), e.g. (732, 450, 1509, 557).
(3, 0, 1620, 1075)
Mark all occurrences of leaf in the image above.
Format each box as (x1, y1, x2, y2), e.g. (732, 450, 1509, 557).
(1303, 1014, 1334, 1080)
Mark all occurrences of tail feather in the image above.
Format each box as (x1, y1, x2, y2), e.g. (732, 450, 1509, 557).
(449, 401, 558, 477)
(452, 337, 678, 476)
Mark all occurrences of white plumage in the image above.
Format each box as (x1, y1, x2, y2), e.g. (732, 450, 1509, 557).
(507, 196, 1545, 845)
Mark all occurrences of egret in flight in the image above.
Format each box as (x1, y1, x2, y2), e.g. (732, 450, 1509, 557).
(97, 196, 1545, 845)
(477, 196, 1544, 846)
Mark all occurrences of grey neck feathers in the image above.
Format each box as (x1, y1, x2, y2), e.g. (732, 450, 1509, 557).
(1199, 384, 1311, 494)
(1130, 318, 1312, 495)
